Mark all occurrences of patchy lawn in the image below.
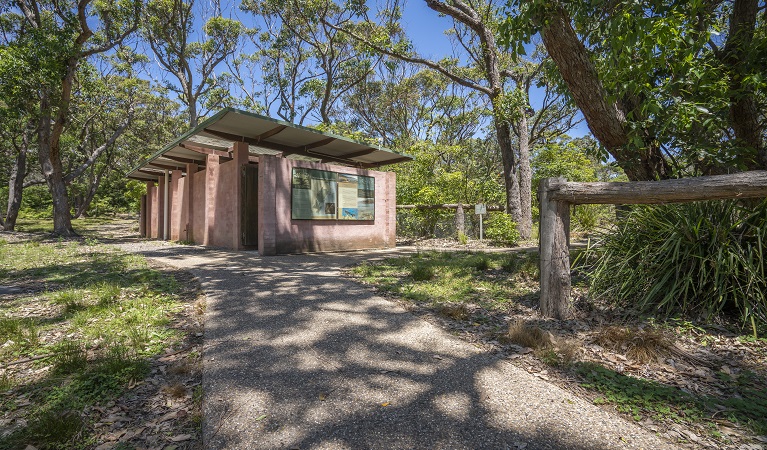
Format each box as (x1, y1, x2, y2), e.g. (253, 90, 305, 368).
(0, 234, 204, 449)
(348, 250, 767, 449)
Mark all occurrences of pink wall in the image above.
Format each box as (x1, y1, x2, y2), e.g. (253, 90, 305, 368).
(258, 155, 396, 255)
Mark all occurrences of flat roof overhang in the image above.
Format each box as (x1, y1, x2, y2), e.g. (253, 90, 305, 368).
(127, 108, 414, 181)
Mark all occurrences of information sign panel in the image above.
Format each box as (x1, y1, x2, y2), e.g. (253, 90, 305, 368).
(291, 168, 375, 220)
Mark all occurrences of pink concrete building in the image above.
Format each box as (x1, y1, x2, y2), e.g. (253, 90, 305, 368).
(128, 109, 411, 255)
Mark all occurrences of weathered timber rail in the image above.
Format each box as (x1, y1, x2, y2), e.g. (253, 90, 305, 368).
(396, 204, 504, 210)
(539, 171, 767, 319)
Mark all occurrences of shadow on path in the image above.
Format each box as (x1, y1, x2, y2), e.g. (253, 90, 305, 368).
(122, 244, 675, 450)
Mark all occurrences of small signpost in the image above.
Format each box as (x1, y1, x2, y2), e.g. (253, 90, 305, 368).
(475, 203, 486, 240)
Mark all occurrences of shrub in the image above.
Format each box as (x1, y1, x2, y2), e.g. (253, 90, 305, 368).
(471, 256, 489, 271)
(484, 213, 520, 246)
(579, 199, 767, 330)
(410, 264, 434, 281)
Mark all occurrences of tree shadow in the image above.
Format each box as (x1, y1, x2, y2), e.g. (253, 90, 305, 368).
(125, 245, 674, 449)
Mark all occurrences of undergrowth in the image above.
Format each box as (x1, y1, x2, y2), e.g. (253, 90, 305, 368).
(578, 199, 767, 333)
(0, 239, 183, 449)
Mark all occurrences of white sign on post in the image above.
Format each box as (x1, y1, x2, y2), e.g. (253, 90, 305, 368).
(475, 203, 486, 240)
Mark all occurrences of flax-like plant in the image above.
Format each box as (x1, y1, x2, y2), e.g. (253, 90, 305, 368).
(579, 199, 767, 331)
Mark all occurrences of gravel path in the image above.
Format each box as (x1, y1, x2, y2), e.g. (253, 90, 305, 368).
(115, 240, 677, 450)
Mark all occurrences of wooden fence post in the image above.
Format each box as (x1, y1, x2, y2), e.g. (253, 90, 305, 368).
(539, 177, 571, 319)
(455, 203, 465, 237)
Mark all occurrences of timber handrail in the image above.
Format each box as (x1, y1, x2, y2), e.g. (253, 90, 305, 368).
(538, 171, 767, 320)
(396, 203, 504, 210)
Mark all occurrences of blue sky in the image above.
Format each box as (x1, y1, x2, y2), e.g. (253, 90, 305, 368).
(158, 0, 589, 138)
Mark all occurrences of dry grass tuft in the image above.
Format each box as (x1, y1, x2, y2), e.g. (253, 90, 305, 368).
(554, 339, 580, 365)
(194, 299, 206, 316)
(162, 383, 187, 398)
(168, 362, 193, 376)
(438, 303, 470, 320)
(502, 321, 553, 349)
(594, 326, 673, 363)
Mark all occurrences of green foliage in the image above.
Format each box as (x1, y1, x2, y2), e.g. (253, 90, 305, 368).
(500, 2, 767, 174)
(500, 253, 539, 280)
(457, 231, 468, 245)
(410, 264, 434, 281)
(576, 362, 767, 434)
(484, 212, 520, 246)
(472, 257, 489, 271)
(579, 199, 767, 329)
(576, 362, 702, 423)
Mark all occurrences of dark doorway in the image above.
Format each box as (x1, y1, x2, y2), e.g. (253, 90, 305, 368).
(241, 164, 259, 247)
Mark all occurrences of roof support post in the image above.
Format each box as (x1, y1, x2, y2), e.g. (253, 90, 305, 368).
(163, 169, 169, 240)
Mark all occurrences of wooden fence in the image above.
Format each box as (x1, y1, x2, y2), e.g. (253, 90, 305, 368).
(396, 203, 504, 237)
(538, 171, 767, 319)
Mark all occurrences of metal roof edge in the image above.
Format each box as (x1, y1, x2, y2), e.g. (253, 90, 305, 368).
(126, 109, 231, 177)
(126, 107, 414, 178)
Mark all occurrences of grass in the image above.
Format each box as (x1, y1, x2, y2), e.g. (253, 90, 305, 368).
(0, 237, 185, 449)
(594, 326, 674, 363)
(351, 251, 540, 313)
(12, 216, 115, 234)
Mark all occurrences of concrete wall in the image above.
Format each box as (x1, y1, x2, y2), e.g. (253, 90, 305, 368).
(258, 154, 396, 255)
(139, 145, 397, 255)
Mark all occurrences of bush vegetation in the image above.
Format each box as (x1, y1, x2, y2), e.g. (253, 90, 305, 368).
(485, 212, 520, 245)
(579, 199, 767, 331)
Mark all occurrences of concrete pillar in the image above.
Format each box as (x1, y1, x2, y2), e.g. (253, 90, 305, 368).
(170, 169, 183, 241)
(139, 195, 146, 237)
(258, 154, 278, 255)
(157, 175, 166, 240)
(184, 163, 197, 242)
(232, 142, 249, 250)
(203, 154, 220, 246)
(146, 181, 156, 239)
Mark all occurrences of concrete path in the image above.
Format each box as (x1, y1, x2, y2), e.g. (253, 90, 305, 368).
(121, 242, 675, 450)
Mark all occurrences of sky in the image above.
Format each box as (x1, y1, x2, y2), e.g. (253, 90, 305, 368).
(156, 0, 589, 138)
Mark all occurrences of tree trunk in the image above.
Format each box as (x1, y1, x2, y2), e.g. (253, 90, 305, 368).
(455, 203, 465, 237)
(495, 116, 523, 223)
(517, 104, 533, 239)
(3, 144, 28, 231)
(38, 95, 76, 236)
(538, 6, 670, 181)
(721, 0, 764, 169)
(73, 164, 106, 219)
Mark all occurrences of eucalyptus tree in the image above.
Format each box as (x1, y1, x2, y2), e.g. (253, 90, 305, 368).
(144, 0, 244, 127)
(501, 1, 767, 179)
(342, 64, 486, 147)
(328, 0, 579, 239)
(240, 0, 398, 125)
(6, 0, 140, 236)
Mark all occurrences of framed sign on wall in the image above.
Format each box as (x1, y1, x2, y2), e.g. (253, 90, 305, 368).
(291, 168, 375, 220)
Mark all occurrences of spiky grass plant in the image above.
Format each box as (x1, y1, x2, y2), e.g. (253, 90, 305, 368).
(579, 199, 767, 333)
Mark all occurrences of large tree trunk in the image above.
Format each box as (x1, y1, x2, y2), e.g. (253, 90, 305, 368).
(3, 144, 28, 231)
(538, 6, 670, 181)
(39, 95, 76, 236)
(517, 104, 532, 239)
(721, 0, 764, 169)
